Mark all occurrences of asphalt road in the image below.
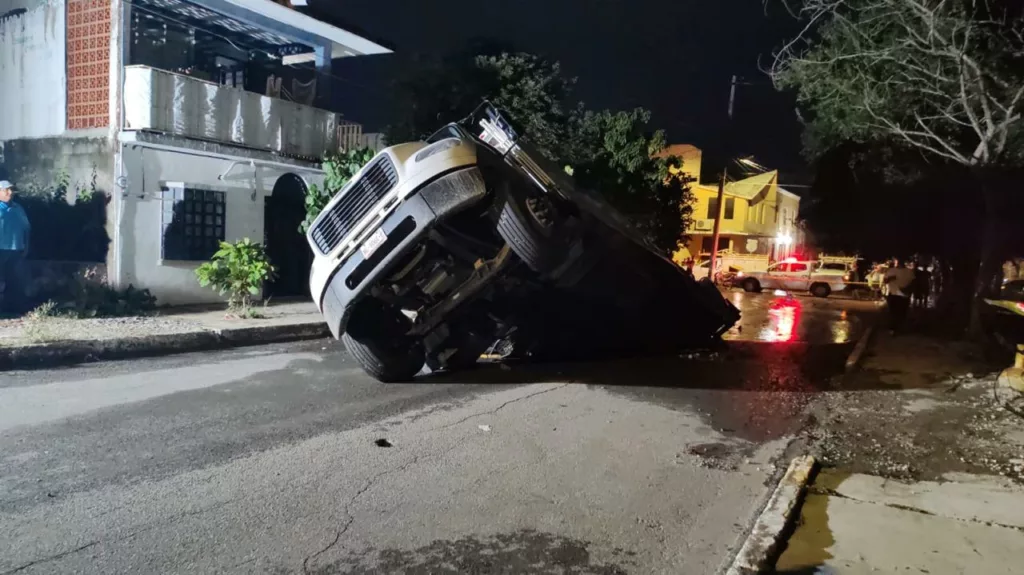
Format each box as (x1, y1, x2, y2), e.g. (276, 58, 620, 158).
(0, 295, 877, 575)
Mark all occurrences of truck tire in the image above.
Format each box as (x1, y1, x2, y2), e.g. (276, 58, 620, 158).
(343, 332, 424, 383)
(742, 278, 761, 293)
(496, 188, 565, 274)
(810, 283, 832, 298)
(342, 301, 424, 382)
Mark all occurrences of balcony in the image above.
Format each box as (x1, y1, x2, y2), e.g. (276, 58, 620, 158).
(123, 65, 340, 159)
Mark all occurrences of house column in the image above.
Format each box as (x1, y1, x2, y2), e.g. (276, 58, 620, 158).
(314, 44, 331, 109)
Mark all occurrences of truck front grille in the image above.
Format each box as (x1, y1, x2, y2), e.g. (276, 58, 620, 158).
(310, 155, 398, 255)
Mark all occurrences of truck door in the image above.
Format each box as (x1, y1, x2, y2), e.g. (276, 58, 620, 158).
(761, 263, 786, 289)
(783, 262, 812, 291)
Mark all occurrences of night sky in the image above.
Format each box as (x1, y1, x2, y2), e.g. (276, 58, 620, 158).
(309, 0, 808, 181)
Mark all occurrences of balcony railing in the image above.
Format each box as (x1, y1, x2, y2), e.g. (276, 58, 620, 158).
(123, 65, 340, 158)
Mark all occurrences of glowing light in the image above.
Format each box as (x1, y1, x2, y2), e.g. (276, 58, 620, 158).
(776, 233, 794, 246)
(773, 289, 788, 296)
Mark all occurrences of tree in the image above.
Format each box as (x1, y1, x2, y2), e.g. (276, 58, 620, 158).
(386, 51, 694, 255)
(771, 0, 1024, 333)
(386, 52, 575, 160)
(567, 108, 694, 255)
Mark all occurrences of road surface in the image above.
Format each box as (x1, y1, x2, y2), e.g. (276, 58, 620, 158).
(0, 295, 875, 574)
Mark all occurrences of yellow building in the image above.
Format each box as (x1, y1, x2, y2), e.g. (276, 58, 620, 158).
(658, 145, 802, 263)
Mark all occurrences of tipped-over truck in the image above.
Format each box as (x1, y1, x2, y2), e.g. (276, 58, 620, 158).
(306, 103, 740, 382)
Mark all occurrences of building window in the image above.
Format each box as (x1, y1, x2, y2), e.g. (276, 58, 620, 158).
(706, 198, 719, 220)
(701, 237, 714, 253)
(161, 186, 226, 261)
(724, 198, 735, 220)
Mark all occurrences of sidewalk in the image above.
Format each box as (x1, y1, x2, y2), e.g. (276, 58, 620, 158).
(777, 469, 1024, 573)
(0, 300, 329, 369)
(774, 323, 1024, 573)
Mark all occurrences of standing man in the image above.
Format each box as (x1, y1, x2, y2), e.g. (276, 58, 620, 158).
(884, 258, 915, 334)
(0, 180, 32, 314)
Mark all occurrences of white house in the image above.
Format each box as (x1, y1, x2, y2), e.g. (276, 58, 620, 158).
(0, 0, 390, 304)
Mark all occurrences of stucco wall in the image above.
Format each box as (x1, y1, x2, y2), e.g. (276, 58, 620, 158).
(0, 134, 112, 198)
(0, 0, 67, 140)
(116, 144, 323, 305)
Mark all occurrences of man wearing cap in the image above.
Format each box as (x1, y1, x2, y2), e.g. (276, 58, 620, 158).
(0, 180, 32, 314)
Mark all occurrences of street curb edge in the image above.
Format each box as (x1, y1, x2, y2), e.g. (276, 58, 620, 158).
(0, 322, 331, 370)
(724, 455, 819, 575)
(844, 325, 875, 373)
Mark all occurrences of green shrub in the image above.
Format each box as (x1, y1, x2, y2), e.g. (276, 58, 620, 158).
(195, 239, 277, 313)
(300, 147, 376, 234)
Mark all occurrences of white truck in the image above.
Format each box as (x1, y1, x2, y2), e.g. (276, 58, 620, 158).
(306, 103, 740, 382)
(739, 259, 852, 298)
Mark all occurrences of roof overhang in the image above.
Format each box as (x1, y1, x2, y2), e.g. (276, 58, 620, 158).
(777, 187, 801, 201)
(198, 0, 392, 57)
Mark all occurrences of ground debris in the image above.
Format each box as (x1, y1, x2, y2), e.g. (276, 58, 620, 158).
(803, 370, 1024, 484)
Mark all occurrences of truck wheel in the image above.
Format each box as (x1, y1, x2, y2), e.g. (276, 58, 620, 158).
(343, 332, 424, 383)
(810, 283, 832, 298)
(742, 278, 761, 293)
(342, 302, 424, 382)
(496, 187, 566, 274)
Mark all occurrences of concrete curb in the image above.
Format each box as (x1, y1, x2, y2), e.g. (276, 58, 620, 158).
(725, 455, 819, 575)
(0, 321, 330, 370)
(844, 325, 875, 373)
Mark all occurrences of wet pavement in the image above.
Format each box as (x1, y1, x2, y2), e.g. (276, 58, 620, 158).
(0, 295, 880, 574)
(721, 290, 878, 345)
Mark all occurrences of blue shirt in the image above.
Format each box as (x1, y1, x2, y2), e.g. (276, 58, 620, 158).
(0, 200, 31, 251)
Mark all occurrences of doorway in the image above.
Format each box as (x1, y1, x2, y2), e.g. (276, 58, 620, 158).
(264, 174, 312, 299)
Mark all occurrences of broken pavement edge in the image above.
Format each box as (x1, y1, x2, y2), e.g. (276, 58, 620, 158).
(0, 322, 331, 370)
(725, 455, 819, 575)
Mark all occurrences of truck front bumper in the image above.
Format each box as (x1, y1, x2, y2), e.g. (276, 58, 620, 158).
(315, 167, 488, 339)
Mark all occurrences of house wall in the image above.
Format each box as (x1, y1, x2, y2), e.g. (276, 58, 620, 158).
(116, 144, 323, 304)
(0, 0, 67, 140)
(1, 135, 111, 193)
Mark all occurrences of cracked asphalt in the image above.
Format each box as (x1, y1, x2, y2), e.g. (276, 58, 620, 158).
(0, 292, 876, 574)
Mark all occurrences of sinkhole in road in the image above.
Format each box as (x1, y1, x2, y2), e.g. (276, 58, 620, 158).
(375, 438, 393, 448)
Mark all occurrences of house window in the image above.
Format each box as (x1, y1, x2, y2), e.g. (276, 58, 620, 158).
(161, 186, 226, 261)
(724, 198, 735, 220)
(706, 198, 719, 220)
(701, 237, 714, 253)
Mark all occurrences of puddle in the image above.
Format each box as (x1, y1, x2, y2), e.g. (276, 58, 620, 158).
(776, 469, 851, 572)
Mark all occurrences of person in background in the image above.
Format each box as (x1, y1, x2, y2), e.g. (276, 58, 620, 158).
(867, 263, 884, 300)
(884, 258, 915, 334)
(0, 180, 32, 315)
(912, 259, 931, 308)
(1004, 259, 1020, 284)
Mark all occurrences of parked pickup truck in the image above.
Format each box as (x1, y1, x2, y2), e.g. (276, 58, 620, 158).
(306, 102, 740, 382)
(739, 259, 850, 298)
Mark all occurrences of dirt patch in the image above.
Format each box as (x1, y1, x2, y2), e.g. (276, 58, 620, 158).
(802, 371, 1024, 483)
(682, 441, 756, 471)
(312, 529, 632, 574)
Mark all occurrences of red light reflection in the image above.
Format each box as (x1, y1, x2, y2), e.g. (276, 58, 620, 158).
(767, 296, 801, 342)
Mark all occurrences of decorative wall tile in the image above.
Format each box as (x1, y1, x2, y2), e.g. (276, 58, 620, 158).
(66, 0, 112, 130)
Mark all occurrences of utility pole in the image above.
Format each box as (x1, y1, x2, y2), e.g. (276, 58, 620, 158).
(708, 75, 737, 282)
